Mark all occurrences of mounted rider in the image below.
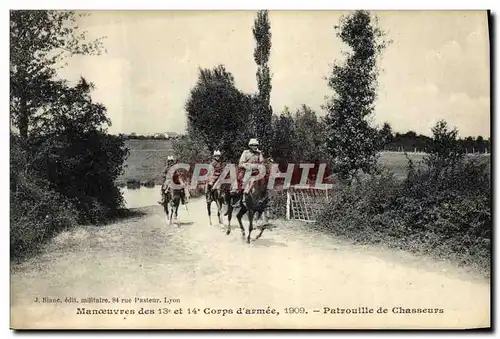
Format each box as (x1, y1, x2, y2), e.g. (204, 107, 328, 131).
(231, 138, 265, 206)
(159, 155, 188, 205)
(205, 150, 224, 198)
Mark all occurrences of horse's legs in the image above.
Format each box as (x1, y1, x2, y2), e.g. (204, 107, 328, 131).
(169, 201, 174, 225)
(172, 197, 181, 227)
(163, 201, 169, 223)
(169, 197, 180, 225)
(217, 199, 223, 225)
(226, 205, 233, 235)
(164, 192, 172, 224)
(255, 211, 266, 240)
(247, 209, 255, 244)
(236, 205, 247, 238)
(207, 200, 212, 225)
(255, 228, 265, 240)
(174, 197, 180, 218)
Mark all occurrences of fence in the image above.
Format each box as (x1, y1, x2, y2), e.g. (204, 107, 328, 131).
(285, 187, 331, 223)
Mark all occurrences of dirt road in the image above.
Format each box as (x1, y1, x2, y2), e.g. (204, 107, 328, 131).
(10, 197, 490, 329)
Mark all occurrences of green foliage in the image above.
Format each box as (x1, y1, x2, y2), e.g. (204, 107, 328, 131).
(324, 10, 389, 182)
(10, 10, 104, 138)
(293, 105, 330, 162)
(31, 77, 110, 136)
(252, 10, 273, 154)
(10, 11, 129, 259)
(423, 120, 465, 171)
(379, 122, 393, 148)
(270, 107, 297, 163)
(28, 130, 129, 224)
(269, 104, 331, 166)
(316, 154, 491, 273)
(185, 65, 254, 163)
(317, 117, 490, 272)
(172, 128, 211, 163)
(10, 135, 78, 258)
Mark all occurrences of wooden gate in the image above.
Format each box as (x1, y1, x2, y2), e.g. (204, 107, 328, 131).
(286, 187, 330, 222)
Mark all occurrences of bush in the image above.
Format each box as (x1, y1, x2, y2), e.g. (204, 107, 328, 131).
(10, 139, 78, 258)
(316, 157, 491, 272)
(11, 128, 129, 259)
(268, 189, 287, 218)
(27, 131, 129, 224)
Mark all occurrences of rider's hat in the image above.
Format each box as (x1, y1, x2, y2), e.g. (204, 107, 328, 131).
(248, 138, 259, 146)
(213, 150, 221, 156)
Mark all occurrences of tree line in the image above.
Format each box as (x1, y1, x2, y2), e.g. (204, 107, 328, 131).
(126, 134, 185, 140)
(379, 123, 491, 153)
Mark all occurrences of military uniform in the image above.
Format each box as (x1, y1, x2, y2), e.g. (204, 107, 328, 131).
(205, 158, 223, 194)
(236, 148, 265, 194)
(160, 163, 176, 193)
(160, 163, 188, 205)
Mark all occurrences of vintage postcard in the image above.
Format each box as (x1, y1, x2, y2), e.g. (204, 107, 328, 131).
(10, 9, 491, 330)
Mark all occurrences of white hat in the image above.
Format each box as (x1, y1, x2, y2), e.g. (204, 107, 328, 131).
(167, 155, 174, 161)
(248, 138, 259, 146)
(213, 150, 221, 156)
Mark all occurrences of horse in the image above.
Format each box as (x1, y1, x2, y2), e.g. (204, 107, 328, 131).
(161, 186, 187, 225)
(161, 168, 189, 225)
(206, 183, 225, 226)
(225, 168, 271, 243)
(222, 185, 240, 233)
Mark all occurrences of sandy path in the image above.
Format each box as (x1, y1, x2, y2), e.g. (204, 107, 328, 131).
(10, 198, 490, 329)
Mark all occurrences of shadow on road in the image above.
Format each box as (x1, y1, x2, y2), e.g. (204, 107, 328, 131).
(250, 238, 288, 248)
(175, 221, 195, 226)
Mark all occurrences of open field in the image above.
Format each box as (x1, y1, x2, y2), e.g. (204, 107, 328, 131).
(118, 139, 175, 185)
(117, 139, 490, 185)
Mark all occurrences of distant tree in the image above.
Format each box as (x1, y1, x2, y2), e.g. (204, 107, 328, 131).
(405, 131, 417, 140)
(475, 136, 485, 153)
(464, 136, 474, 153)
(324, 10, 389, 182)
(424, 120, 464, 172)
(185, 64, 253, 163)
(252, 10, 273, 154)
(415, 133, 432, 152)
(10, 10, 104, 139)
(379, 122, 393, 148)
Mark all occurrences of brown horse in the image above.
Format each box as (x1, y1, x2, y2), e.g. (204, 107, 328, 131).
(161, 187, 187, 225)
(225, 167, 271, 243)
(206, 183, 225, 226)
(161, 167, 189, 225)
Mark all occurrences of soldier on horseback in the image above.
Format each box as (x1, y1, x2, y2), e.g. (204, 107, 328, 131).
(159, 155, 175, 205)
(205, 150, 223, 200)
(158, 155, 188, 205)
(230, 138, 265, 207)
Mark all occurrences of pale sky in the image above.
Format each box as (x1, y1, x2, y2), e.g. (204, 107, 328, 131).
(58, 10, 491, 138)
